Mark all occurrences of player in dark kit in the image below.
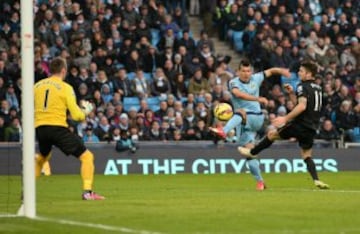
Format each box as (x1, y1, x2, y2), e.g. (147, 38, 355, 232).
(238, 61, 330, 189)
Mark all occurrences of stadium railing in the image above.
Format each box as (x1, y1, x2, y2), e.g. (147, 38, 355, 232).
(0, 139, 344, 148)
(259, 139, 342, 149)
(344, 142, 360, 149)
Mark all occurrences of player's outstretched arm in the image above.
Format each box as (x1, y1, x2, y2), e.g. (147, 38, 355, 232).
(264, 67, 291, 78)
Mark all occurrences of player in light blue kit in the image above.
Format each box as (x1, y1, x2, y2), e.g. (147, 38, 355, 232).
(210, 59, 291, 190)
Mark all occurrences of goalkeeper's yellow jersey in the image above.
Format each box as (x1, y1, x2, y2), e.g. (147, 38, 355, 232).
(34, 75, 85, 128)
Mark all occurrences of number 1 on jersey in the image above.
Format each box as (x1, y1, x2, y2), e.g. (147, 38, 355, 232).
(44, 89, 49, 110)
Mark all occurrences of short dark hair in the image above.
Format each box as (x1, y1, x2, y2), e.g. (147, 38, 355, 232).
(300, 61, 317, 76)
(49, 57, 67, 74)
(238, 59, 251, 69)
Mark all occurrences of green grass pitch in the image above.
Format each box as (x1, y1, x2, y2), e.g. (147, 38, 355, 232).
(1, 172, 360, 234)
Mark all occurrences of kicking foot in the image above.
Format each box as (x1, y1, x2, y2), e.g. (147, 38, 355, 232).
(209, 126, 227, 139)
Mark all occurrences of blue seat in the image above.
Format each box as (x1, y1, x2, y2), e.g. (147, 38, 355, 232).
(232, 31, 244, 52)
(188, 30, 194, 39)
(115, 63, 124, 69)
(180, 97, 187, 104)
(281, 72, 299, 91)
(150, 28, 160, 47)
(143, 72, 152, 81)
(123, 97, 140, 105)
(177, 30, 183, 39)
(147, 96, 160, 105)
(313, 15, 322, 23)
(330, 111, 336, 124)
(127, 72, 136, 80)
(353, 127, 360, 142)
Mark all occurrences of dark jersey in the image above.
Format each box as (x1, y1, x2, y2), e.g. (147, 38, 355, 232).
(294, 80, 322, 131)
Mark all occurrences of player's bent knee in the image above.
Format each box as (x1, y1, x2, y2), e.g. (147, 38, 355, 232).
(267, 129, 278, 140)
(79, 150, 94, 163)
(234, 109, 247, 125)
(36, 154, 48, 163)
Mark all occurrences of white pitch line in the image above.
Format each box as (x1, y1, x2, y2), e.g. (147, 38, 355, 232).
(0, 214, 162, 234)
(250, 227, 360, 234)
(36, 216, 163, 234)
(274, 188, 360, 193)
(0, 214, 19, 218)
(2, 214, 360, 234)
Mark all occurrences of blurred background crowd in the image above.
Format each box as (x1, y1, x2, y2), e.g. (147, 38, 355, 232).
(0, 0, 359, 144)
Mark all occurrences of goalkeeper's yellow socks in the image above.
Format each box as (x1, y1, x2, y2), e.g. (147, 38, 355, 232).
(79, 150, 94, 191)
(42, 161, 51, 176)
(35, 153, 51, 177)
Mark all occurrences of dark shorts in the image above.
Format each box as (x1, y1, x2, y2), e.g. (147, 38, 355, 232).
(36, 126, 87, 157)
(278, 122, 316, 150)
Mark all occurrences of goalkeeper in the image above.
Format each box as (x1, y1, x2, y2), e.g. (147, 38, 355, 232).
(34, 57, 104, 200)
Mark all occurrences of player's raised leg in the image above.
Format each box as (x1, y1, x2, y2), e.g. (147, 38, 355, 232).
(210, 109, 246, 139)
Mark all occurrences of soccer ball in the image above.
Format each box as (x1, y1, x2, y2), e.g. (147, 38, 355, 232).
(214, 103, 233, 121)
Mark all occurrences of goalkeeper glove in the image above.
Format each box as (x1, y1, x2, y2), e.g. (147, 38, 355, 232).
(80, 100, 93, 115)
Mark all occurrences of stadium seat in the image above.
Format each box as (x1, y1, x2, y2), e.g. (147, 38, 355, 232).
(123, 97, 140, 105)
(150, 28, 160, 47)
(353, 127, 360, 142)
(330, 111, 336, 124)
(188, 30, 194, 39)
(180, 97, 187, 104)
(281, 72, 299, 91)
(127, 72, 136, 80)
(143, 72, 152, 81)
(147, 96, 160, 105)
(115, 63, 124, 69)
(177, 30, 183, 39)
(313, 15, 322, 23)
(232, 31, 244, 52)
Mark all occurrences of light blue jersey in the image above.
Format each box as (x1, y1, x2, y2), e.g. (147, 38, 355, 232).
(225, 72, 265, 146)
(223, 72, 266, 183)
(228, 72, 264, 113)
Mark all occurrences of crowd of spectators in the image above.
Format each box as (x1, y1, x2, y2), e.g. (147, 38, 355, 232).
(212, 0, 360, 142)
(0, 0, 359, 145)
